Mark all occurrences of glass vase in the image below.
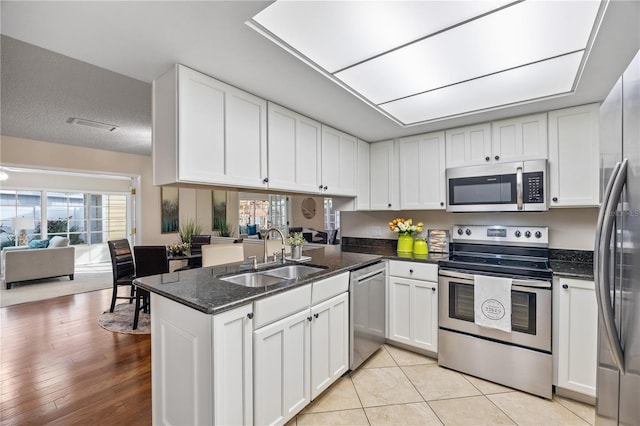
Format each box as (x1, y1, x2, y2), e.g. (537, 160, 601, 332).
(397, 234, 414, 253)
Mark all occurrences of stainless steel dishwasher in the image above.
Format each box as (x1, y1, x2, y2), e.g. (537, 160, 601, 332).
(349, 261, 386, 370)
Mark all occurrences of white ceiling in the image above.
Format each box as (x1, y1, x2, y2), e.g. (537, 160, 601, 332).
(1, 1, 639, 157)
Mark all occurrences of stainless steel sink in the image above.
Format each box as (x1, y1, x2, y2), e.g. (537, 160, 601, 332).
(220, 272, 285, 288)
(263, 265, 325, 279)
(220, 264, 326, 288)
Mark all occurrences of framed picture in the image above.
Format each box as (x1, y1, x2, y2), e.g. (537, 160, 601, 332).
(161, 187, 179, 233)
(212, 190, 228, 236)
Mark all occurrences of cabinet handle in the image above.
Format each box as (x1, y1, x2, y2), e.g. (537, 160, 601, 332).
(440, 202, 444, 207)
(562, 284, 569, 289)
(314, 313, 319, 319)
(409, 269, 414, 274)
(324, 186, 328, 191)
(247, 312, 254, 319)
(485, 156, 490, 162)
(307, 316, 313, 322)
(495, 155, 500, 161)
(432, 287, 436, 291)
(388, 203, 392, 208)
(553, 197, 558, 202)
(262, 177, 269, 184)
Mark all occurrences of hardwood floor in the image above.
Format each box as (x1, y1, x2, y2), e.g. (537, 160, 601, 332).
(0, 288, 152, 425)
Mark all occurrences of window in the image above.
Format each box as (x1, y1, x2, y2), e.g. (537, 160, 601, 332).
(0, 190, 42, 248)
(0, 189, 128, 247)
(238, 194, 288, 234)
(324, 198, 340, 231)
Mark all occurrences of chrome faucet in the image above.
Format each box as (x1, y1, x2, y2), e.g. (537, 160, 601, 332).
(263, 227, 286, 264)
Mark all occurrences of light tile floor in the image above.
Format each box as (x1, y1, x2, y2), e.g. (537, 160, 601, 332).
(288, 344, 595, 426)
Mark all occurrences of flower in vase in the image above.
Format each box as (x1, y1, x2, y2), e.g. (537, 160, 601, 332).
(388, 218, 424, 236)
(286, 232, 306, 247)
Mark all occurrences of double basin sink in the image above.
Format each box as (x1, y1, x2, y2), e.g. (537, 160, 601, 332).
(220, 264, 326, 288)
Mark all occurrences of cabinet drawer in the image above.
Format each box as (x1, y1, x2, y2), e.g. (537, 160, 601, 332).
(253, 284, 311, 329)
(388, 260, 438, 281)
(311, 272, 349, 305)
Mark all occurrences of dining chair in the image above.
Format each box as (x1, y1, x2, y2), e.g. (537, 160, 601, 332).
(132, 245, 169, 330)
(201, 243, 245, 267)
(107, 239, 136, 313)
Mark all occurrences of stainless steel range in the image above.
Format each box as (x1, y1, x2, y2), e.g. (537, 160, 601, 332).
(438, 224, 553, 399)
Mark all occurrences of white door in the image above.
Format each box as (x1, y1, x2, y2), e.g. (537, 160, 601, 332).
(445, 123, 492, 167)
(225, 87, 268, 189)
(177, 65, 226, 183)
(310, 292, 349, 400)
(491, 113, 548, 163)
(370, 140, 396, 210)
(321, 125, 357, 196)
(254, 309, 311, 426)
(398, 132, 446, 210)
(213, 304, 253, 426)
(356, 139, 370, 210)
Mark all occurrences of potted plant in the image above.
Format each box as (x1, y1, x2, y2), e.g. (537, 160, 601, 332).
(286, 232, 306, 259)
(179, 218, 202, 244)
(388, 218, 424, 253)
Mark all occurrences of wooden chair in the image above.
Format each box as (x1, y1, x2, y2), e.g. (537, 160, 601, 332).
(201, 243, 245, 267)
(107, 239, 136, 313)
(132, 245, 169, 330)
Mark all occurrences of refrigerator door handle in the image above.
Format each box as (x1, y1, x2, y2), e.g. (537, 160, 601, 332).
(594, 159, 628, 374)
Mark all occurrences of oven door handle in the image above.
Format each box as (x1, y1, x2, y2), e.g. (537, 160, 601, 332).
(516, 166, 524, 210)
(438, 270, 551, 288)
(594, 159, 627, 374)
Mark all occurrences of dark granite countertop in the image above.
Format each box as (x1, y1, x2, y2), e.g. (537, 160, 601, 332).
(134, 245, 383, 315)
(550, 260, 594, 280)
(342, 244, 448, 263)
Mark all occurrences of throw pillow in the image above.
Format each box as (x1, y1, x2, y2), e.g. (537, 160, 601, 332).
(28, 239, 50, 249)
(48, 236, 70, 247)
(247, 224, 257, 236)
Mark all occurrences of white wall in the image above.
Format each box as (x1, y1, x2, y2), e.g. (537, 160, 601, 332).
(341, 208, 599, 250)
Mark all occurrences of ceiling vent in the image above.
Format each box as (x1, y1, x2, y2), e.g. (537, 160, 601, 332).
(67, 117, 118, 132)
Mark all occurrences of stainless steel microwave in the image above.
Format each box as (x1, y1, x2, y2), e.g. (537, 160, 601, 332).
(446, 159, 548, 212)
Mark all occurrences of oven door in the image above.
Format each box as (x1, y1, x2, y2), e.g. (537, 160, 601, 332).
(438, 269, 551, 352)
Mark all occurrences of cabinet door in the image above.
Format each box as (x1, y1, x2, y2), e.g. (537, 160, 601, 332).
(310, 292, 349, 400)
(370, 140, 397, 210)
(321, 125, 357, 196)
(151, 293, 213, 425)
(267, 103, 321, 193)
(556, 278, 597, 397)
(225, 87, 268, 189)
(388, 276, 438, 353)
(213, 304, 253, 426)
(177, 65, 226, 184)
(491, 113, 548, 162)
(399, 132, 446, 210)
(254, 309, 311, 426)
(548, 104, 599, 207)
(445, 123, 492, 167)
(357, 139, 370, 210)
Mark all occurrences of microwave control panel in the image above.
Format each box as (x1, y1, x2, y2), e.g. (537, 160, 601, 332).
(523, 172, 544, 203)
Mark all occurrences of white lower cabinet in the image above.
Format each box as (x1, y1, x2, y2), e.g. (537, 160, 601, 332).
(310, 292, 349, 399)
(254, 308, 311, 426)
(387, 261, 438, 353)
(253, 273, 349, 426)
(150, 294, 253, 426)
(553, 277, 598, 399)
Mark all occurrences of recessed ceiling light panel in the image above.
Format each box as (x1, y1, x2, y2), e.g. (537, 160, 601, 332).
(250, 0, 605, 126)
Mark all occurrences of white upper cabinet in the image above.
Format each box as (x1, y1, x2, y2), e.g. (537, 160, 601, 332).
(445, 123, 492, 167)
(356, 139, 370, 210)
(398, 131, 446, 210)
(491, 113, 548, 162)
(267, 102, 321, 193)
(369, 140, 398, 210)
(153, 64, 267, 189)
(321, 125, 357, 196)
(548, 104, 600, 207)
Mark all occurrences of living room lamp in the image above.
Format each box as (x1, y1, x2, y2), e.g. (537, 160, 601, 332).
(12, 217, 35, 246)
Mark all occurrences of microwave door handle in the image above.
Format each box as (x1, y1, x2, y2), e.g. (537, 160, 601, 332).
(516, 166, 523, 210)
(595, 159, 627, 374)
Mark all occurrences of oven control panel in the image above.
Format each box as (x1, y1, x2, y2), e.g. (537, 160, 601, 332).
(453, 225, 548, 246)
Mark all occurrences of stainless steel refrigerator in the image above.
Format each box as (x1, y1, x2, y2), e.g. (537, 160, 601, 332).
(595, 48, 640, 425)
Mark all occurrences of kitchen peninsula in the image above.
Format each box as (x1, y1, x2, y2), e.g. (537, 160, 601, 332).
(135, 244, 444, 426)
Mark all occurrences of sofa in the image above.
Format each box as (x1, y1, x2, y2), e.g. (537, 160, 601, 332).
(2, 236, 75, 289)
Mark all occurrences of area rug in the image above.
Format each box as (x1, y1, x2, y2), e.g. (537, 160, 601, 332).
(98, 303, 150, 335)
(0, 262, 112, 307)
